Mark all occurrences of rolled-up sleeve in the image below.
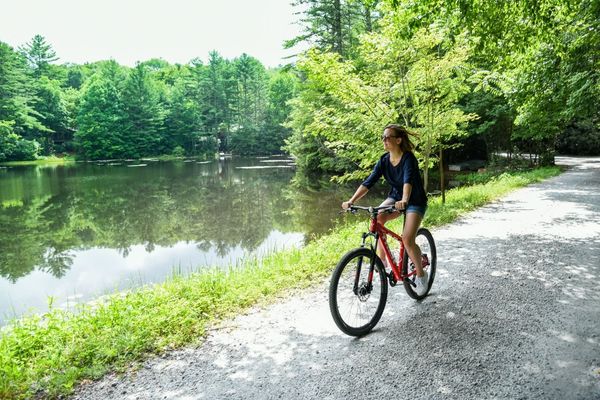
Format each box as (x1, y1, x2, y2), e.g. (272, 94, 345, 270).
(362, 159, 382, 189)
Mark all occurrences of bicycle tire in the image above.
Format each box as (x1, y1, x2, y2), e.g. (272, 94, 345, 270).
(402, 228, 437, 300)
(329, 247, 388, 336)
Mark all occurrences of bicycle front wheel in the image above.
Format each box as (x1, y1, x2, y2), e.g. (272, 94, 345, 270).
(329, 248, 388, 337)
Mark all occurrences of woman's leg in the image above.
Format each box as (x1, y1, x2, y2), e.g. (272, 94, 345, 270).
(402, 211, 424, 277)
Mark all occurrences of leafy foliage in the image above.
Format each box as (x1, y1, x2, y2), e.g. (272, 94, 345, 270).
(285, 0, 599, 182)
(0, 121, 39, 161)
(286, 16, 477, 185)
(0, 42, 44, 161)
(75, 61, 127, 159)
(18, 34, 58, 78)
(1, 36, 299, 161)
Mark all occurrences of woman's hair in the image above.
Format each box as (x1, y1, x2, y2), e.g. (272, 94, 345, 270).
(384, 124, 415, 152)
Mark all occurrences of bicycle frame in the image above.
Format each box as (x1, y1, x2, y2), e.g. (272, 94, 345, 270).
(374, 218, 412, 282)
(363, 216, 416, 283)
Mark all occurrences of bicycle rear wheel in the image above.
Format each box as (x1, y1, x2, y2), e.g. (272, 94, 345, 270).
(329, 247, 388, 336)
(402, 228, 437, 300)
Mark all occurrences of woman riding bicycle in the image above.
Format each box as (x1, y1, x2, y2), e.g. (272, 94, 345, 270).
(341, 124, 429, 295)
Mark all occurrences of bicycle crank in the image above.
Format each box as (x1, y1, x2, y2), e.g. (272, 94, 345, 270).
(387, 272, 397, 287)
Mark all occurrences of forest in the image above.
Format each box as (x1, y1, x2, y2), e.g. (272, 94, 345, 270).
(0, 39, 297, 160)
(1, 0, 598, 176)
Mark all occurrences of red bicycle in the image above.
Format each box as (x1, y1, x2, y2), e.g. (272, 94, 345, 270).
(329, 205, 436, 336)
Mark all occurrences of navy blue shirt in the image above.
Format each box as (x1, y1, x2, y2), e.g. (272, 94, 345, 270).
(361, 152, 427, 206)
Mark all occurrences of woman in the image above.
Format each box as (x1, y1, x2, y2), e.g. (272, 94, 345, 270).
(341, 124, 429, 295)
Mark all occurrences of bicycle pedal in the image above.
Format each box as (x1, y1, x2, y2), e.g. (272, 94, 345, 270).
(422, 254, 430, 267)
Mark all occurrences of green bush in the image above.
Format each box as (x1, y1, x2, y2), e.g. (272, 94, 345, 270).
(192, 136, 218, 157)
(0, 121, 40, 162)
(556, 119, 600, 155)
(171, 145, 185, 157)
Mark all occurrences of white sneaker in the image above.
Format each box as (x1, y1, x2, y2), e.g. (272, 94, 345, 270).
(415, 271, 429, 296)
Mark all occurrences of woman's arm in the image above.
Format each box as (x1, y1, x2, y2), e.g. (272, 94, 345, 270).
(395, 183, 412, 210)
(342, 158, 383, 209)
(342, 185, 369, 209)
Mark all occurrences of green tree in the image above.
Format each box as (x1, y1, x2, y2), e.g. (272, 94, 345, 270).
(398, 28, 477, 193)
(18, 34, 59, 78)
(64, 64, 87, 89)
(75, 61, 126, 159)
(508, 0, 599, 161)
(264, 70, 298, 153)
(164, 73, 216, 156)
(286, 12, 477, 193)
(0, 41, 43, 160)
(229, 54, 269, 154)
(287, 0, 380, 59)
(201, 51, 235, 143)
(0, 121, 39, 161)
(121, 63, 165, 158)
(285, 50, 376, 176)
(33, 76, 71, 154)
(383, 0, 600, 161)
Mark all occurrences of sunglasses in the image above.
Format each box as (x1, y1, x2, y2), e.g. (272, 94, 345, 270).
(381, 134, 398, 141)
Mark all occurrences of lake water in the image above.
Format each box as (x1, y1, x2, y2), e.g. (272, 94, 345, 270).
(0, 157, 381, 324)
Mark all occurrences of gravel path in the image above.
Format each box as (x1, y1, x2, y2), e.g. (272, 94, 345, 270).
(74, 156, 600, 400)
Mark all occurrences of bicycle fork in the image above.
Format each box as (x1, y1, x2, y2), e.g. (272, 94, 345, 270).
(353, 232, 378, 296)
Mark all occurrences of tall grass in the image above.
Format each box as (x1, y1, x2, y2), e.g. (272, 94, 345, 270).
(0, 166, 561, 399)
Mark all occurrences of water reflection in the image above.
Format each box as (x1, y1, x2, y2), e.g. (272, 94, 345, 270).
(0, 230, 303, 320)
(0, 157, 368, 322)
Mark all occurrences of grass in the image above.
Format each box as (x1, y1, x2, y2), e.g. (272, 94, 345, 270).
(0, 166, 562, 399)
(0, 156, 76, 167)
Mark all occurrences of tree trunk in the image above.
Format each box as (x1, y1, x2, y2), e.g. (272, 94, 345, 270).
(439, 148, 445, 204)
(333, 0, 344, 56)
(423, 153, 430, 193)
(364, 4, 372, 32)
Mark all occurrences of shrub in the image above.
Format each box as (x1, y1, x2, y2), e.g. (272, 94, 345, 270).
(0, 121, 40, 162)
(556, 119, 600, 155)
(172, 145, 185, 157)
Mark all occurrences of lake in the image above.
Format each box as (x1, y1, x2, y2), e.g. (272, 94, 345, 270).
(0, 156, 383, 324)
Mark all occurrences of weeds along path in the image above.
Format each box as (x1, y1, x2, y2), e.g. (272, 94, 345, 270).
(74, 156, 600, 400)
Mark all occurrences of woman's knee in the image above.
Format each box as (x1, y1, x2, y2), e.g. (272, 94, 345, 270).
(402, 235, 416, 249)
(376, 213, 389, 224)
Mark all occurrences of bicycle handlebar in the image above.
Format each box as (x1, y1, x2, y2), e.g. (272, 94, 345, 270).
(342, 204, 405, 215)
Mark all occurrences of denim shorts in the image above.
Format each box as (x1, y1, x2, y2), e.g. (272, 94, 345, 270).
(405, 204, 427, 218)
(380, 198, 427, 218)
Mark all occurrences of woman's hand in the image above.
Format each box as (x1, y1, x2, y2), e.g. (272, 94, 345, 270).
(341, 201, 353, 210)
(394, 200, 408, 210)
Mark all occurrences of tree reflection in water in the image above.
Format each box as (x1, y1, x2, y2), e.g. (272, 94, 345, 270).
(0, 158, 368, 283)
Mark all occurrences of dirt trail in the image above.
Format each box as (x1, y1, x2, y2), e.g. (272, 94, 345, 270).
(74, 156, 600, 400)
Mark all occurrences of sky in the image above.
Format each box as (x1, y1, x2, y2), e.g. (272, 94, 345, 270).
(0, 0, 308, 67)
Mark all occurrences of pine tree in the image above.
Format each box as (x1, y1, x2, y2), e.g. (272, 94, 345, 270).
(75, 61, 126, 159)
(18, 34, 59, 77)
(121, 64, 164, 158)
